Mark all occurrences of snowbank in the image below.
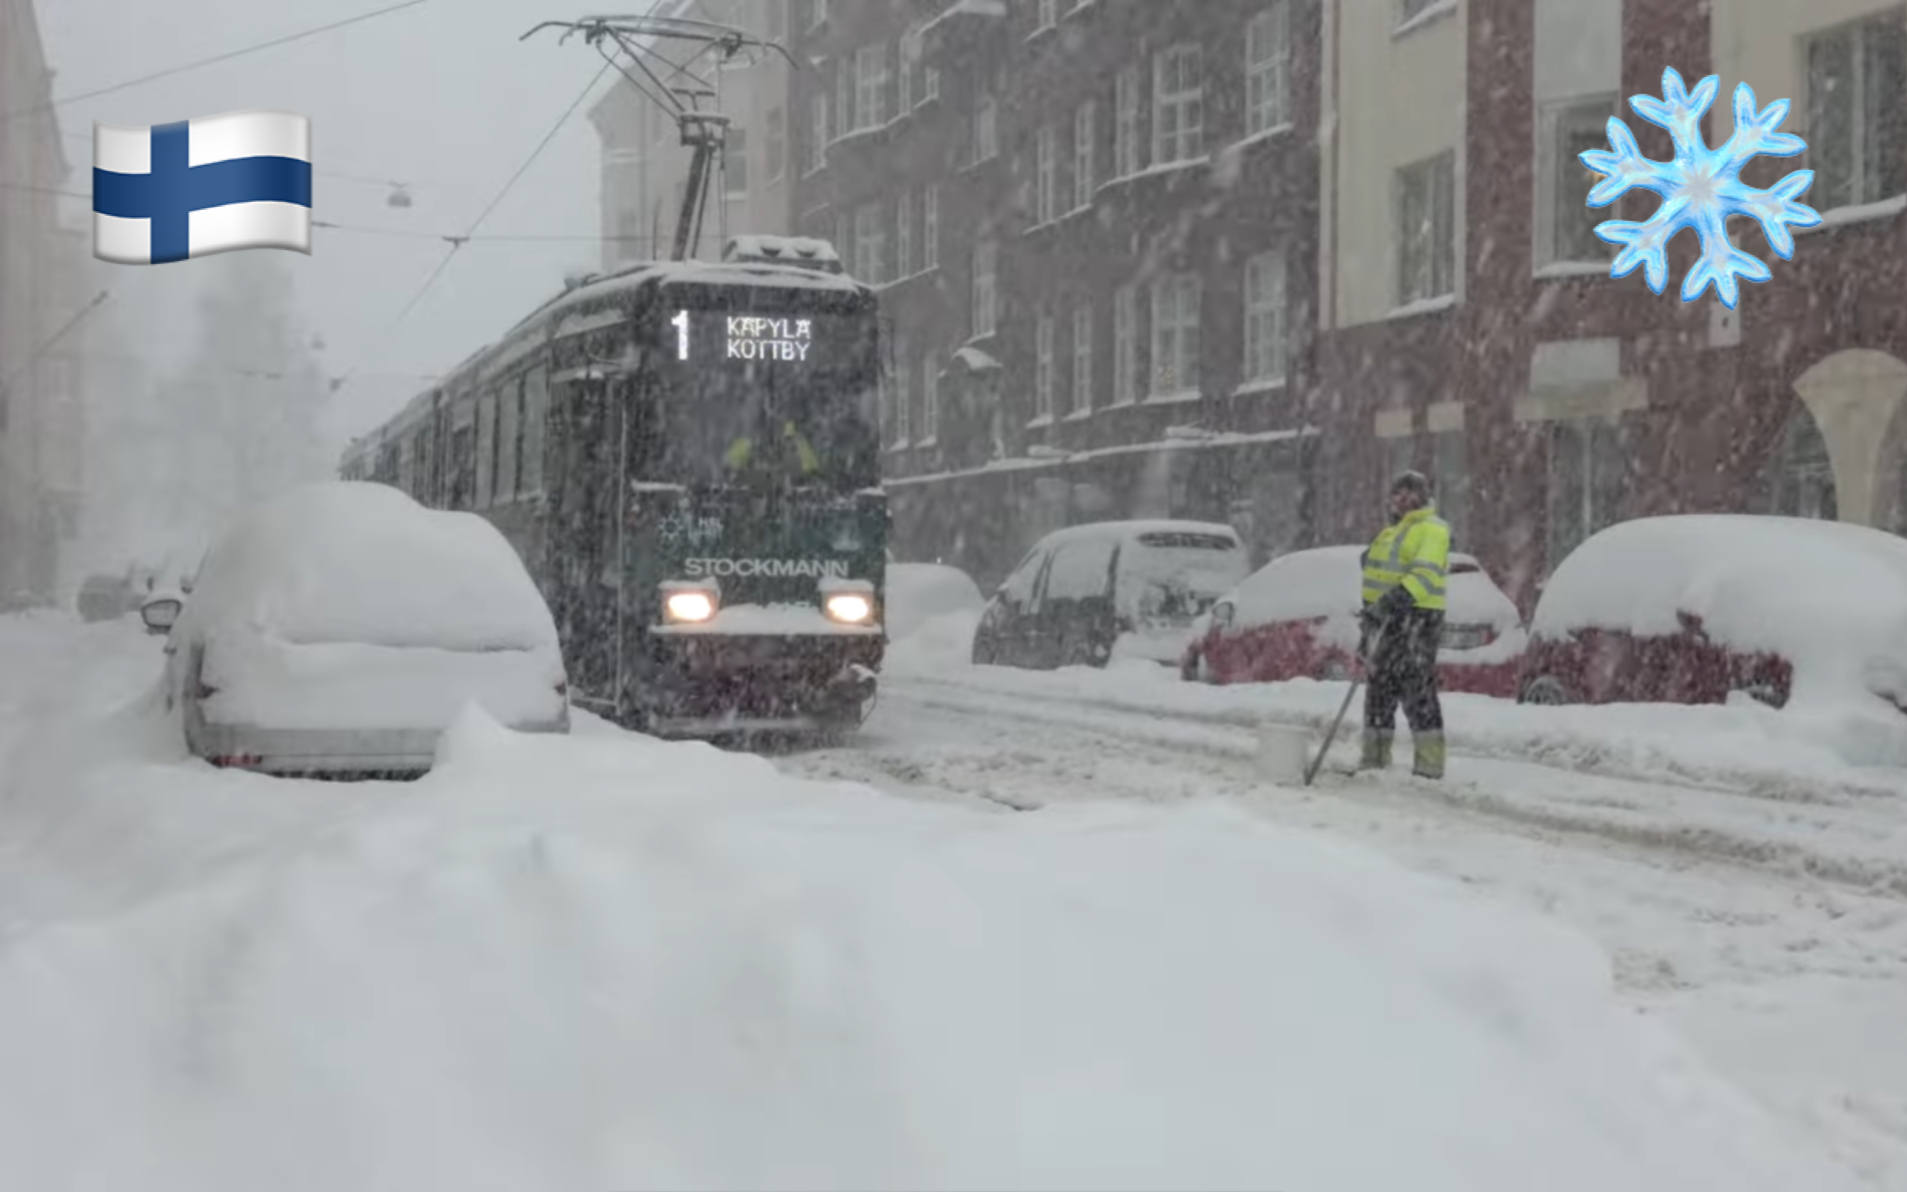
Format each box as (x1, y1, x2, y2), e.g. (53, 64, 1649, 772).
(0, 707, 1857, 1192)
(1531, 515, 1907, 712)
(884, 563, 984, 643)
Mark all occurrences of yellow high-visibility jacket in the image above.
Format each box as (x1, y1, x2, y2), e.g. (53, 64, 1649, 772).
(724, 421, 820, 474)
(1361, 504, 1451, 611)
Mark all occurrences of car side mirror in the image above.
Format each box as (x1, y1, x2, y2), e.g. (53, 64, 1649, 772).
(141, 597, 182, 635)
(1213, 600, 1235, 627)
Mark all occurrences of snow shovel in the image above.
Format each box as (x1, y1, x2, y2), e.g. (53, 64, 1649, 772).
(1301, 628, 1380, 787)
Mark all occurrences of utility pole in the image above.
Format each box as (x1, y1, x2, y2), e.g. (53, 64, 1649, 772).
(523, 13, 795, 261)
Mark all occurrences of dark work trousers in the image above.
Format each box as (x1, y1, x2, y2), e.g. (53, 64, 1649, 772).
(1364, 606, 1445, 735)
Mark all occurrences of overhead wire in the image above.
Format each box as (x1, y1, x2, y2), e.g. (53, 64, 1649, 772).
(1, 0, 431, 123)
(329, 54, 617, 395)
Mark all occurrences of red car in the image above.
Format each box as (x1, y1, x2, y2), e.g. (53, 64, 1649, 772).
(1181, 544, 1527, 696)
(1517, 514, 1907, 712)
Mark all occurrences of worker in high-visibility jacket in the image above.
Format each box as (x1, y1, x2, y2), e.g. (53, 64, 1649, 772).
(1356, 470, 1451, 779)
(724, 420, 821, 476)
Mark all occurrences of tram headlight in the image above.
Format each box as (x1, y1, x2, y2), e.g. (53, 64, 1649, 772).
(662, 582, 719, 623)
(823, 592, 873, 624)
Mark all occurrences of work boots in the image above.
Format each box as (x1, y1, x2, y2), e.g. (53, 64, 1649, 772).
(1412, 731, 1446, 780)
(1357, 729, 1393, 771)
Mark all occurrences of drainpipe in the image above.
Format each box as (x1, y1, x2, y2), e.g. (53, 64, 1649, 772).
(1316, 0, 1341, 541)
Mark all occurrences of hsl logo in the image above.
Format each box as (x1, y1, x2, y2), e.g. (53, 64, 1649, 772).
(92, 111, 313, 265)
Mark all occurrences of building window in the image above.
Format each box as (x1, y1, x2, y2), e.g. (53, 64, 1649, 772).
(1113, 283, 1138, 404)
(1073, 100, 1096, 209)
(1037, 0, 1059, 30)
(896, 190, 915, 277)
(1547, 417, 1632, 565)
(975, 91, 999, 161)
(1433, 429, 1468, 548)
(1769, 404, 1837, 519)
(1072, 304, 1093, 414)
(1114, 65, 1141, 177)
(854, 202, 886, 284)
(807, 92, 828, 172)
(1397, 149, 1456, 304)
(497, 378, 521, 500)
(922, 184, 940, 269)
(722, 126, 748, 196)
(1152, 44, 1203, 166)
(1245, 3, 1290, 136)
(475, 393, 496, 508)
(1149, 273, 1201, 397)
(920, 353, 940, 441)
(1806, 11, 1907, 211)
(1541, 97, 1617, 264)
(1382, 435, 1415, 491)
(1035, 123, 1060, 223)
(890, 340, 912, 447)
(856, 43, 889, 130)
(972, 239, 997, 338)
(835, 55, 855, 137)
(809, 0, 828, 31)
(765, 106, 785, 183)
(1034, 314, 1056, 421)
(898, 28, 916, 110)
(768, 0, 786, 38)
(1242, 249, 1287, 385)
(834, 211, 851, 265)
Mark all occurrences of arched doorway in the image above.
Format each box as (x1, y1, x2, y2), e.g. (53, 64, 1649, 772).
(1790, 349, 1907, 526)
(1767, 404, 1837, 520)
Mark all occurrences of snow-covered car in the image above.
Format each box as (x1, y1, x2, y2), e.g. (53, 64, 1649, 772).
(149, 481, 569, 776)
(971, 520, 1250, 670)
(1181, 545, 1526, 695)
(884, 562, 985, 642)
(1517, 514, 1907, 714)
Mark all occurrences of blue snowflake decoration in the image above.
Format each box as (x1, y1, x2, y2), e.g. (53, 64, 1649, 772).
(1582, 67, 1822, 309)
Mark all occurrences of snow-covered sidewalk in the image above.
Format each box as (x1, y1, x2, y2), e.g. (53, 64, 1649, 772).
(0, 613, 1870, 1191)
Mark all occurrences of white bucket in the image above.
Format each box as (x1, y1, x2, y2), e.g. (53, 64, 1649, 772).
(1254, 723, 1315, 785)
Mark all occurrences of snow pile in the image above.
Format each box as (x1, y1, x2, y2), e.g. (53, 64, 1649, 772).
(884, 562, 986, 668)
(1531, 515, 1907, 715)
(0, 707, 1859, 1192)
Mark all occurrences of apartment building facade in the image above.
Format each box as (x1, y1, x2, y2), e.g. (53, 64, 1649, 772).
(1318, 0, 1907, 608)
(790, 0, 1323, 585)
(0, 0, 89, 606)
(588, 0, 798, 269)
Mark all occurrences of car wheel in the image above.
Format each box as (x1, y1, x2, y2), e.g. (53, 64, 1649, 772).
(1519, 674, 1570, 705)
(970, 631, 998, 666)
(1318, 658, 1349, 682)
(1735, 681, 1787, 710)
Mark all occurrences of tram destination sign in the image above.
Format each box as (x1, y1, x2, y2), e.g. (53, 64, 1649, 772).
(670, 310, 814, 362)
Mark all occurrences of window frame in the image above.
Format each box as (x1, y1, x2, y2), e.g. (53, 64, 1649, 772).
(1072, 99, 1097, 209)
(1242, 249, 1288, 385)
(1396, 149, 1457, 305)
(1245, 3, 1291, 136)
(1072, 303, 1094, 415)
(971, 239, 998, 338)
(1151, 43, 1204, 166)
(1803, 10, 1907, 211)
(1148, 272, 1202, 398)
(1034, 313, 1055, 421)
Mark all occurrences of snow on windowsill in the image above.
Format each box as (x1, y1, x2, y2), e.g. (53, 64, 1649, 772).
(1060, 203, 1094, 223)
(1094, 155, 1213, 195)
(1026, 414, 1056, 429)
(1387, 292, 1457, 320)
(1025, 23, 1056, 43)
(1534, 260, 1613, 280)
(913, 436, 939, 448)
(1394, 0, 1457, 38)
(1818, 194, 1907, 227)
(827, 125, 886, 151)
(1144, 388, 1202, 406)
(1233, 376, 1287, 397)
(1222, 124, 1295, 157)
(1023, 218, 1060, 237)
(960, 152, 1001, 176)
(1063, 408, 1093, 422)
(887, 441, 911, 453)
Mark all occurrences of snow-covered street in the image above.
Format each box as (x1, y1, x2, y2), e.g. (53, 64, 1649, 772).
(0, 609, 1901, 1190)
(790, 659, 1907, 1189)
